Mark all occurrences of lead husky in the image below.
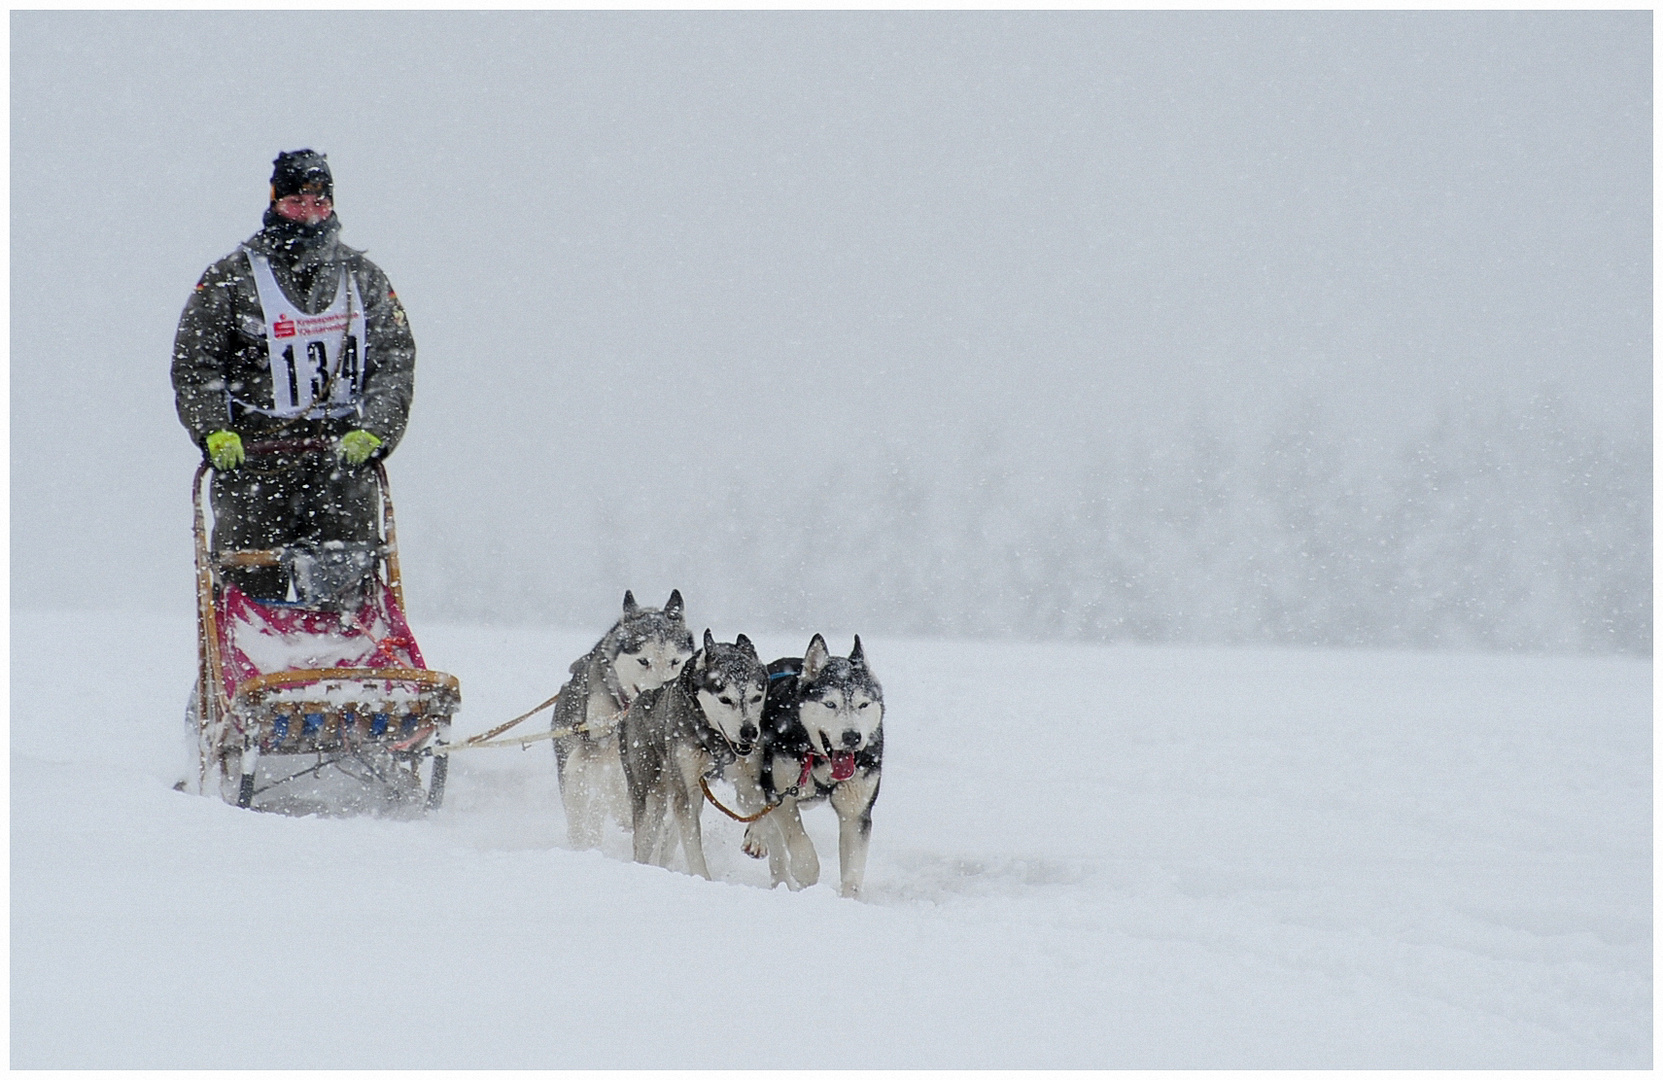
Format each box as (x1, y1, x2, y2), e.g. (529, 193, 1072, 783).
(552, 590, 694, 849)
(619, 630, 768, 879)
(742, 634, 884, 898)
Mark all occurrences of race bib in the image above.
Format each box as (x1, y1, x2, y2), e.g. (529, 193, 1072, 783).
(240, 249, 368, 420)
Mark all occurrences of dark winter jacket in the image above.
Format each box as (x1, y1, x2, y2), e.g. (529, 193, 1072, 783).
(171, 213, 415, 454)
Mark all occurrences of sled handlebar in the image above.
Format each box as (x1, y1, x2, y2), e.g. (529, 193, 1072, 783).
(242, 437, 334, 456)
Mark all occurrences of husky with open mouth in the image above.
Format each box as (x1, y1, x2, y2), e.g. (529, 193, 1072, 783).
(742, 634, 884, 898)
(619, 630, 769, 879)
(551, 590, 694, 849)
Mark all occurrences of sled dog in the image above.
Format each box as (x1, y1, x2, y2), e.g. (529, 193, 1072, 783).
(552, 590, 694, 849)
(742, 634, 883, 898)
(620, 630, 768, 879)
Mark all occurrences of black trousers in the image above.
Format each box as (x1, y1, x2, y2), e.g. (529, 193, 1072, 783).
(211, 451, 381, 601)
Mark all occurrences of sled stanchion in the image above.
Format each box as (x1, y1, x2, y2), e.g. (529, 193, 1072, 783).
(237, 741, 259, 808)
(373, 461, 408, 612)
(194, 462, 237, 801)
(426, 752, 448, 810)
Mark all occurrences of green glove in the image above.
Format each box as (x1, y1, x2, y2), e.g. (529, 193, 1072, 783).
(336, 429, 383, 466)
(205, 430, 244, 471)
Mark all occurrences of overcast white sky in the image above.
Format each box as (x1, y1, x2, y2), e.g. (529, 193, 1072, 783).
(10, 11, 1651, 617)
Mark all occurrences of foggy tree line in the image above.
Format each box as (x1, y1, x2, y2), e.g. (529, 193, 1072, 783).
(431, 392, 1650, 656)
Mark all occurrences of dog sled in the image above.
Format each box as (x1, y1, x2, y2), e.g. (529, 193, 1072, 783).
(188, 441, 459, 814)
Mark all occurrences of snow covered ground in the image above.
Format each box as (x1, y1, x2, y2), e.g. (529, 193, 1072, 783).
(10, 607, 1650, 1068)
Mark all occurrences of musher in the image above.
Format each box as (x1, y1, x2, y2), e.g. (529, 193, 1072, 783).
(172, 149, 416, 602)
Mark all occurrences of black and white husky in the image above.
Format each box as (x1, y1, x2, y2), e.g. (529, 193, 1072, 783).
(619, 630, 768, 879)
(741, 634, 884, 898)
(551, 590, 694, 849)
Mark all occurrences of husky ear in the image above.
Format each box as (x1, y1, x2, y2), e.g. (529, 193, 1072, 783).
(802, 633, 831, 681)
(703, 628, 716, 653)
(622, 590, 639, 616)
(664, 589, 684, 620)
(850, 634, 866, 667)
(735, 633, 757, 659)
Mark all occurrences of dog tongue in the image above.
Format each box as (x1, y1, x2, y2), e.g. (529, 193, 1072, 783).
(829, 751, 857, 781)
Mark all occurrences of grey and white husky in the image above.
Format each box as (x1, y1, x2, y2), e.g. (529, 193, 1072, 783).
(741, 634, 884, 898)
(619, 630, 768, 879)
(551, 590, 694, 849)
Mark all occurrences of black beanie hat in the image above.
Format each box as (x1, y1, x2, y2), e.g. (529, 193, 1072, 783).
(270, 149, 333, 202)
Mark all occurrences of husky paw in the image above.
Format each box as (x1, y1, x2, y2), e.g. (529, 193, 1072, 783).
(741, 825, 769, 860)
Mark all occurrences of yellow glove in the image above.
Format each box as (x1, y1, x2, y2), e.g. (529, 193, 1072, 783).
(336, 429, 382, 466)
(205, 430, 244, 470)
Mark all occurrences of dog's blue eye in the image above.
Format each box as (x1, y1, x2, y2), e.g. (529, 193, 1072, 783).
(822, 700, 836, 709)
(858, 701, 869, 708)
(637, 657, 651, 667)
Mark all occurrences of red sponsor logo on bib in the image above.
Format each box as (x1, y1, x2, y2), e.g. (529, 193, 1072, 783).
(273, 315, 297, 339)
